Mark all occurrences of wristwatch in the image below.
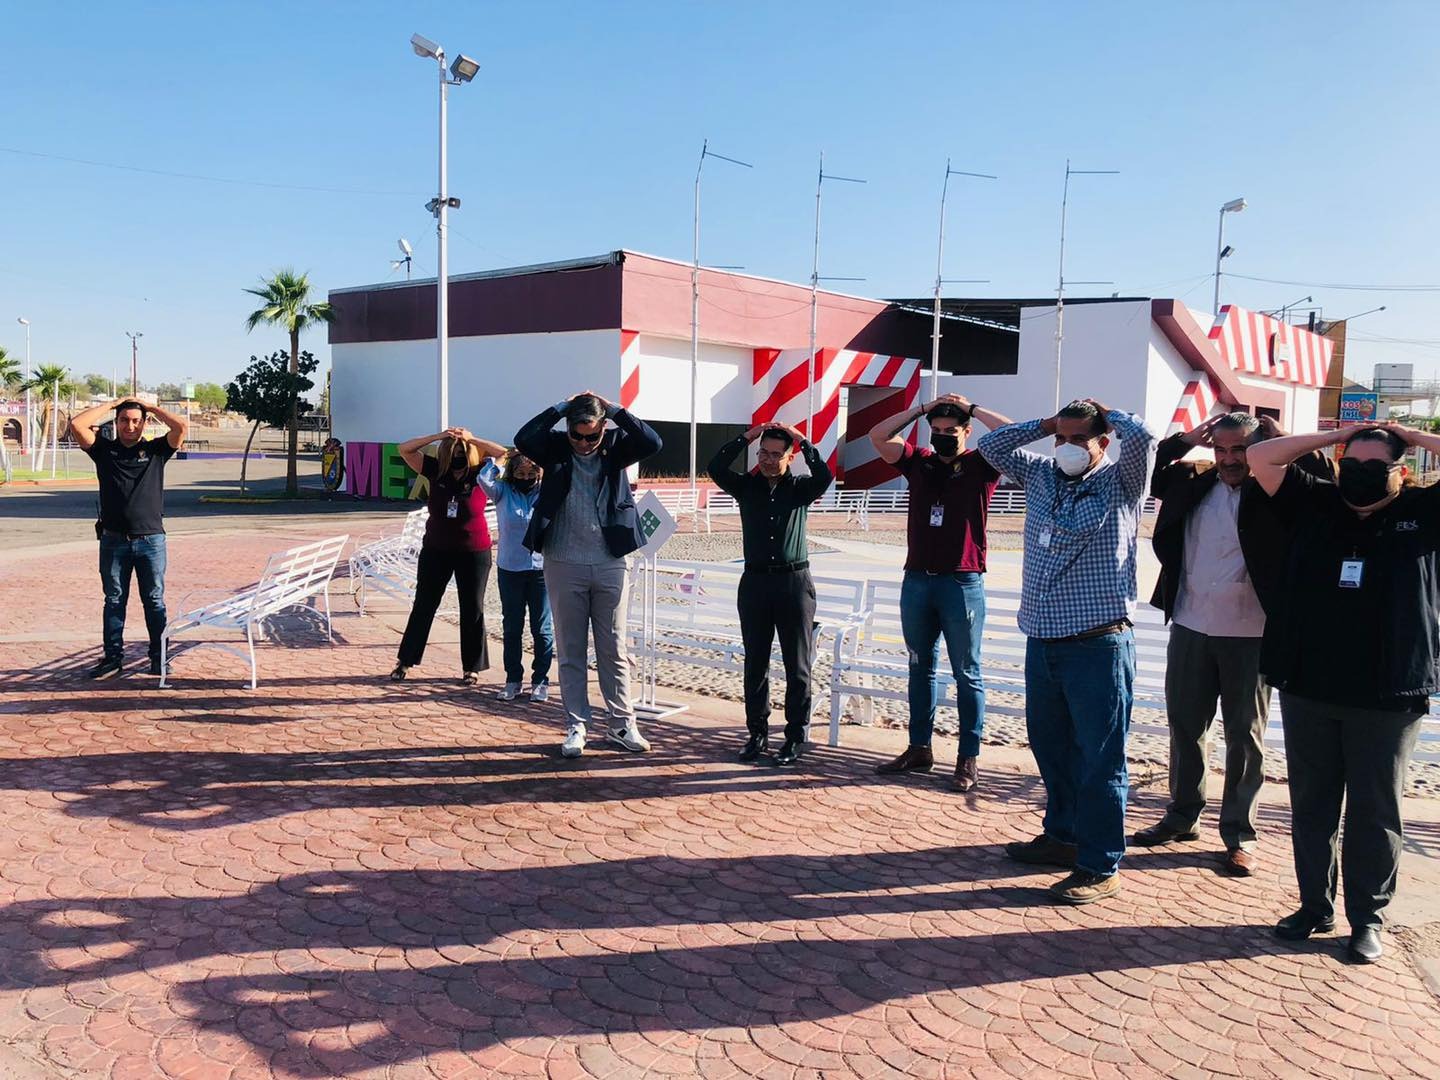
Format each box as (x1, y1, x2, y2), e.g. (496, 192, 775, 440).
(966, 403, 978, 420)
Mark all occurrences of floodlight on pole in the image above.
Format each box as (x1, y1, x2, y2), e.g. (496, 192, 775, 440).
(1054, 161, 1119, 411)
(1212, 196, 1247, 315)
(16, 317, 30, 458)
(412, 32, 478, 431)
(690, 139, 752, 506)
(1278, 295, 1313, 323)
(808, 153, 866, 442)
(929, 159, 996, 403)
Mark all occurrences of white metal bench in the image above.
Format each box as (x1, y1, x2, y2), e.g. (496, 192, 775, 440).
(629, 559, 865, 701)
(159, 534, 349, 689)
(704, 492, 740, 532)
(636, 487, 700, 525)
(349, 505, 499, 615)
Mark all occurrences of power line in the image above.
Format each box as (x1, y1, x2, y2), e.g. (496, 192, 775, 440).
(0, 145, 421, 197)
(1225, 271, 1440, 293)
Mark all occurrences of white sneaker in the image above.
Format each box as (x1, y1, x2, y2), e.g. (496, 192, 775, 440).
(606, 722, 651, 753)
(528, 682, 550, 703)
(561, 724, 586, 758)
(497, 682, 522, 701)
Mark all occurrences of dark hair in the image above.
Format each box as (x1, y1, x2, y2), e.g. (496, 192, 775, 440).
(1057, 400, 1106, 437)
(115, 401, 148, 421)
(1211, 412, 1261, 441)
(564, 394, 606, 427)
(927, 403, 971, 427)
(502, 450, 540, 483)
(759, 427, 795, 450)
(1344, 427, 1406, 461)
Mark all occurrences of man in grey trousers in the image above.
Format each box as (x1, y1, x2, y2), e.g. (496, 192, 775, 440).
(515, 391, 662, 758)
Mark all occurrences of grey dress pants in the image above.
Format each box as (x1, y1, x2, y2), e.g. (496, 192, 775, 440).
(544, 559, 634, 731)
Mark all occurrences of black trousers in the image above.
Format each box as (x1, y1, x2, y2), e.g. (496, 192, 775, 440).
(737, 568, 816, 743)
(398, 547, 492, 673)
(1280, 692, 1423, 930)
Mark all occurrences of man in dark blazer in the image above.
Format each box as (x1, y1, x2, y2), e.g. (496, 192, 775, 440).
(1133, 412, 1332, 875)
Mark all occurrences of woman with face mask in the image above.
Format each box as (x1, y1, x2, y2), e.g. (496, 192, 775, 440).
(393, 427, 507, 684)
(1248, 421, 1440, 964)
(478, 450, 554, 701)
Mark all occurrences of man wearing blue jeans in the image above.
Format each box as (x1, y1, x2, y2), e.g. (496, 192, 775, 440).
(868, 393, 1009, 790)
(69, 397, 189, 679)
(978, 399, 1155, 905)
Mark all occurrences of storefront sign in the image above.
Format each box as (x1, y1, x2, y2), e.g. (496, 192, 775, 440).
(1338, 392, 1380, 423)
(343, 441, 417, 498)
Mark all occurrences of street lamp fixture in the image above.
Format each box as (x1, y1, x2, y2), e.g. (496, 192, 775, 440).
(1213, 196, 1247, 314)
(412, 31, 478, 430)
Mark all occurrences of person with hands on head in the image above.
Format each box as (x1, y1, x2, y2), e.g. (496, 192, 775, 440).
(1247, 420, 1440, 964)
(866, 392, 1011, 790)
(1134, 411, 1332, 877)
(514, 390, 663, 759)
(69, 396, 189, 679)
(976, 398, 1157, 906)
(391, 426, 507, 685)
(707, 420, 833, 767)
(477, 450, 553, 703)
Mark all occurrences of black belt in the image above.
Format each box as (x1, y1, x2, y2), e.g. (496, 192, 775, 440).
(102, 530, 159, 541)
(745, 560, 810, 574)
(1041, 619, 1130, 643)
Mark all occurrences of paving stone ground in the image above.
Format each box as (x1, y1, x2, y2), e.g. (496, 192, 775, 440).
(5, 525, 1440, 1079)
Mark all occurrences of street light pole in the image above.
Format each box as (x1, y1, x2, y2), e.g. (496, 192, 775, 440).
(125, 331, 142, 397)
(1054, 161, 1118, 411)
(807, 154, 866, 441)
(929, 160, 997, 402)
(412, 33, 479, 432)
(690, 141, 751, 502)
(1213, 197, 1247, 315)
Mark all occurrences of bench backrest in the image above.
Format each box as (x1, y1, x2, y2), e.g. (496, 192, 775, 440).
(643, 559, 864, 631)
(250, 535, 349, 616)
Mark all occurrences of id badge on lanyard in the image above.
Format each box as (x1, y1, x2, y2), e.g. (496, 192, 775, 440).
(446, 497, 459, 519)
(1339, 558, 1364, 589)
(929, 504, 944, 527)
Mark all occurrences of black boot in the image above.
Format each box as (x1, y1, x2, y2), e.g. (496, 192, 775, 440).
(739, 733, 769, 763)
(774, 739, 804, 767)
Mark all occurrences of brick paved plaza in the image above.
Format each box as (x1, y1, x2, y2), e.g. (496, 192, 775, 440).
(5, 521, 1440, 1078)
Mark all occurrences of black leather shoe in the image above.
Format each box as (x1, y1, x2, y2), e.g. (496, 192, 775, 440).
(1347, 926, 1383, 964)
(774, 739, 803, 767)
(1274, 909, 1335, 941)
(739, 734, 769, 763)
(1131, 820, 1201, 846)
(87, 656, 123, 680)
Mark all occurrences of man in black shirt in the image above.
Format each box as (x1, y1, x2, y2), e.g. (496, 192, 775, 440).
(70, 397, 189, 678)
(1249, 422, 1440, 964)
(708, 423, 833, 766)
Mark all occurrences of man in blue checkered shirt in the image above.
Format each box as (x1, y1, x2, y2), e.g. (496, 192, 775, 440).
(977, 399, 1157, 906)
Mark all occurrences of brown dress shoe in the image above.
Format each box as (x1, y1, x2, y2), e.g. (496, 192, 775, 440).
(1222, 847, 1257, 876)
(952, 756, 978, 792)
(876, 745, 935, 775)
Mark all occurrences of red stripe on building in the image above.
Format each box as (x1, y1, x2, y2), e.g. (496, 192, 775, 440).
(752, 362, 813, 425)
(752, 347, 783, 383)
(620, 329, 639, 353)
(620, 368, 640, 410)
(875, 354, 907, 388)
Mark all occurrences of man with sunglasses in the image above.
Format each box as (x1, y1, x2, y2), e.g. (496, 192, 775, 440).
(515, 391, 662, 759)
(708, 422, 832, 766)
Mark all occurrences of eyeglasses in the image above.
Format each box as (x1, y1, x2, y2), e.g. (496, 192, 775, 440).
(568, 429, 602, 444)
(756, 450, 787, 461)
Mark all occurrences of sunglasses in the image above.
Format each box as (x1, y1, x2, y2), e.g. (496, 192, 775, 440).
(568, 428, 602, 444)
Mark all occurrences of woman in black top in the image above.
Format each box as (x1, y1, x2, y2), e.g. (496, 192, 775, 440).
(1249, 422, 1440, 964)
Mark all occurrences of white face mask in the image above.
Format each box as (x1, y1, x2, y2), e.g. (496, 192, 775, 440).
(1054, 442, 1093, 477)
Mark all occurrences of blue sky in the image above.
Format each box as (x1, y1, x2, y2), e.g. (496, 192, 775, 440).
(3, 1, 1437, 394)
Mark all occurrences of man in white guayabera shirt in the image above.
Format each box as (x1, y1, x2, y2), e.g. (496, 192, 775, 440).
(1132, 412, 1331, 876)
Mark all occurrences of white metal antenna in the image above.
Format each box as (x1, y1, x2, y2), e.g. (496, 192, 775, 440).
(929, 159, 997, 403)
(808, 152, 867, 442)
(690, 139, 752, 506)
(1054, 160, 1118, 411)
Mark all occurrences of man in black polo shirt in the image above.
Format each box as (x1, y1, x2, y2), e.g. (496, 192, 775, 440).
(867, 393, 1010, 790)
(708, 422, 833, 767)
(69, 397, 189, 678)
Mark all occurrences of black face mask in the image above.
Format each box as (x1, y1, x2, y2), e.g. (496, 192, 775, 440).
(511, 477, 537, 493)
(930, 431, 960, 457)
(1338, 457, 1397, 507)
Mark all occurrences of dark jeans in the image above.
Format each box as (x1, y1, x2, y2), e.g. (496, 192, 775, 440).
(1024, 629, 1136, 877)
(899, 570, 986, 756)
(497, 568, 554, 686)
(737, 568, 816, 743)
(1280, 693, 1423, 930)
(398, 547, 492, 673)
(1161, 624, 1269, 848)
(99, 532, 167, 661)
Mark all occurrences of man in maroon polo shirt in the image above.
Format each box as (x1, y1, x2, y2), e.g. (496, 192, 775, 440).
(868, 393, 1011, 790)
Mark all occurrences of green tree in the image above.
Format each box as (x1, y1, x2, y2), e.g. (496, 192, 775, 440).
(153, 382, 184, 401)
(243, 269, 335, 496)
(225, 350, 316, 493)
(193, 382, 228, 411)
(20, 363, 81, 467)
(81, 372, 112, 396)
(0, 348, 19, 392)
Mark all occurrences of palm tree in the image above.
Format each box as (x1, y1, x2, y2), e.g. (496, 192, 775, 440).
(0, 347, 18, 391)
(20, 363, 80, 471)
(243, 269, 335, 497)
